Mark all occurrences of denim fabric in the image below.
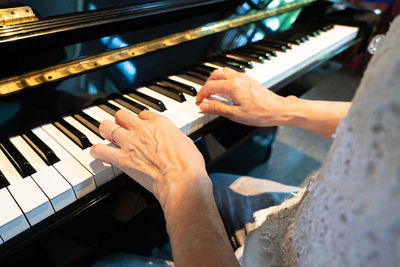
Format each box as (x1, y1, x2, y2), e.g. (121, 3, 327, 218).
(92, 253, 173, 267)
(92, 173, 300, 266)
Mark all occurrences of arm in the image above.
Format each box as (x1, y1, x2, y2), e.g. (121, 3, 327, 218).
(90, 109, 239, 267)
(196, 68, 351, 138)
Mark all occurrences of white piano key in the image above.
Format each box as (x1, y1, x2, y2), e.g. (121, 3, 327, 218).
(245, 25, 359, 88)
(32, 126, 96, 198)
(0, 236, 3, 244)
(80, 107, 124, 176)
(137, 87, 207, 134)
(0, 188, 30, 241)
(168, 75, 219, 122)
(121, 94, 188, 134)
(88, 106, 115, 121)
(0, 150, 54, 226)
(9, 136, 76, 212)
(41, 123, 114, 187)
(169, 75, 203, 91)
(82, 107, 107, 123)
(63, 116, 105, 144)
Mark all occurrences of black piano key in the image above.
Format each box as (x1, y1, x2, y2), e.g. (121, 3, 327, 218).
(53, 119, 92, 150)
(294, 30, 318, 37)
(175, 73, 205, 85)
(0, 136, 36, 178)
(226, 51, 265, 63)
(214, 55, 253, 69)
(238, 47, 276, 57)
(194, 64, 218, 73)
(322, 24, 334, 31)
(158, 79, 197, 96)
(110, 94, 149, 114)
(183, 70, 209, 82)
(252, 43, 287, 52)
(269, 35, 302, 45)
(260, 38, 292, 49)
(72, 109, 103, 139)
(0, 170, 10, 189)
(147, 84, 186, 102)
(208, 58, 246, 72)
(279, 32, 306, 43)
(93, 98, 120, 116)
(21, 130, 60, 166)
(124, 89, 166, 112)
(186, 66, 212, 77)
(286, 32, 309, 41)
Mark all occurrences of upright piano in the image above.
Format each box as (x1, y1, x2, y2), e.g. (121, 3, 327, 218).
(0, 0, 378, 265)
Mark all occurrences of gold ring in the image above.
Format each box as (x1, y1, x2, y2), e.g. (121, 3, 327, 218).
(110, 126, 121, 144)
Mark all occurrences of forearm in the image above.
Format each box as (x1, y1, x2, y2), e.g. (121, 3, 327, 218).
(278, 96, 351, 138)
(162, 174, 239, 267)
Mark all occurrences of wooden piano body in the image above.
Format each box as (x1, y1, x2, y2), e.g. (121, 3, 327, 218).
(0, 0, 379, 265)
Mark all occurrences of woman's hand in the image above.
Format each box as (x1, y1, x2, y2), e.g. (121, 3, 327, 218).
(196, 67, 291, 127)
(90, 109, 210, 210)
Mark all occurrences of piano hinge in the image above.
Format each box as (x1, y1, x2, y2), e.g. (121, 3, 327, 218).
(0, 6, 38, 26)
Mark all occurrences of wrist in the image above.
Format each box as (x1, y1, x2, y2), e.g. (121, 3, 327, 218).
(267, 95, 308, 127)
(158, 170, 213, 216)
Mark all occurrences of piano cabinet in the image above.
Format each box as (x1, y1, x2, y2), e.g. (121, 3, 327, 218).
(0, 0, 379, 265)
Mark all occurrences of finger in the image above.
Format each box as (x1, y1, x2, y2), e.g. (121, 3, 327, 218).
(139, 110, 160, 120)
(90, 143, 121, 166)
(199, 99, 236, 117)
(99, 120, 130, 146)
(207, 67, 238, 81)
(196, 80, 233, 104)
(114, 109, 141, 130)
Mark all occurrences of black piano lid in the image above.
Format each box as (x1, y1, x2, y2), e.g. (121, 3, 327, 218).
(0, 0, 371, 136)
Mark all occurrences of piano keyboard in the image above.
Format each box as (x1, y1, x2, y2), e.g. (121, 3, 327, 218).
(0, 23, 358, 243)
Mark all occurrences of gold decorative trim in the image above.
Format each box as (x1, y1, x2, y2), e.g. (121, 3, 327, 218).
(0, 6, 38, 26)
(0, 0, 316, 96)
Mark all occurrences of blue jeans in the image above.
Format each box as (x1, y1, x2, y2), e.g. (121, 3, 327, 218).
(92, 173, 300, 267)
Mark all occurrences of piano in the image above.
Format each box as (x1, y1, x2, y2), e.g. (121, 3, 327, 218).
(0, 0, 378, 265)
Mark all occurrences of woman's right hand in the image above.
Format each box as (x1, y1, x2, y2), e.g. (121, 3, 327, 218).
(196, 67, 294, 127)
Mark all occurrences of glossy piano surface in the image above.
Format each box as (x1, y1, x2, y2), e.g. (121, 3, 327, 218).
(0, 0, 376, 137)
(0, 0, 377, 264)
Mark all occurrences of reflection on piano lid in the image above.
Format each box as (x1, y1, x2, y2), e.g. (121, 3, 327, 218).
(0, 0, 378, 262)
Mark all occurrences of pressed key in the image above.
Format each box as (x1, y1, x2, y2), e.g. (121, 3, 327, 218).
(21, 130, 60, 166)
(214, 55, 254, 69)
(0, 170, 9, 189)
(158, 78, 197, 96)
(124, 89, 166, 112)
(93, 98, 120, 116)
(0, 137, 36, 178)
(109, 93, 149, 114)
(147, 84, 186, 102)
(72, 109, 102, 138)
(53, 119, 92, 149)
